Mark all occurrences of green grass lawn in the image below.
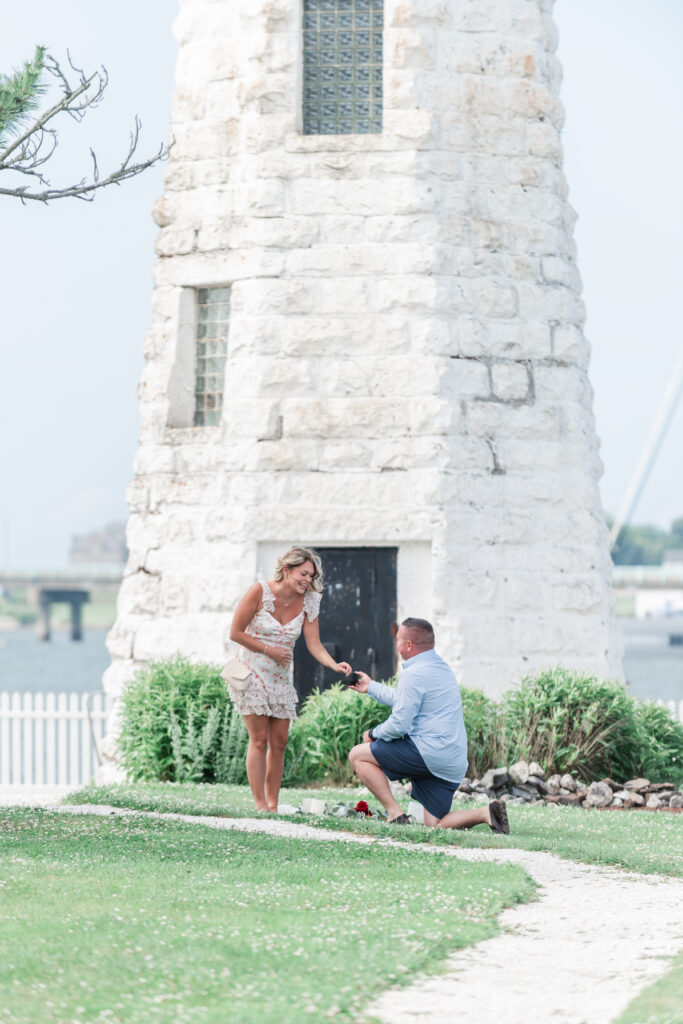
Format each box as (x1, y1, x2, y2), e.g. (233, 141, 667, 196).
(67, 782, 683, 878)
(615, 950, 683, 1024)
(0, 808, 533, 1024)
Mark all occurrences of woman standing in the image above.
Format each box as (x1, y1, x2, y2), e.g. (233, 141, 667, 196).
(229, 546, 351, 811)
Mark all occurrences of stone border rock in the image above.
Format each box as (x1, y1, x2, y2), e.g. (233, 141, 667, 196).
(458, 761, 683, 811)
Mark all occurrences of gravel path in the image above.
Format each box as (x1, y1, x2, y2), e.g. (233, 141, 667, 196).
(41, 802, 683, 1024)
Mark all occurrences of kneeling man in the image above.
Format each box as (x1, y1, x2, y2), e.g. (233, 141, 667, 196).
(348, 617, 509, 832)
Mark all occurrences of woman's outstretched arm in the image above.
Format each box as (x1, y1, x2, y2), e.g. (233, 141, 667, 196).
(302, 615, 352, 676)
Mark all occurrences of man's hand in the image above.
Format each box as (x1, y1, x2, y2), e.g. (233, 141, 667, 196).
(362, 729, 372, 743)
(348, 670, 372, 693)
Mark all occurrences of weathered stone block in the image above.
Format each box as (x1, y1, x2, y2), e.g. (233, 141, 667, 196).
(490, 362, 530, 402)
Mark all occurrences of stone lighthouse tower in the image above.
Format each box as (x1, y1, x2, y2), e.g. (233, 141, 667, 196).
(102, 0, 621, 768)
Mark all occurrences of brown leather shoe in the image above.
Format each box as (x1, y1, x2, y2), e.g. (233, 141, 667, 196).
(489, 800, 510, 834)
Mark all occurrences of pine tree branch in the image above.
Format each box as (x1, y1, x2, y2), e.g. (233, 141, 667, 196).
(0, 45, 47, 139)
(0, 68, 96, 165)
(0, 49, 169, 203)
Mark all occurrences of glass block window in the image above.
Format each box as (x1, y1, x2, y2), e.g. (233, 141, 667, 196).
(303, 0, 383, 135)
(194, 287, 229, 427)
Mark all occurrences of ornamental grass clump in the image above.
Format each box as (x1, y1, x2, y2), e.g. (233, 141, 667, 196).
(500, 667, 643, 781)
(284, 682, 390, 785)
(118, 656, 248, 783)
(633, 700, 683, 786)
(460, 686, 505, 780)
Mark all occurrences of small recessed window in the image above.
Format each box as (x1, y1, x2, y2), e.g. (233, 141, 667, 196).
(303, 0, 383, 135)
(194, 286, 229, 427)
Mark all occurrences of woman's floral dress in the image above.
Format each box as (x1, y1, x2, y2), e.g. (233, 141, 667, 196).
(231, 581, 322, 719)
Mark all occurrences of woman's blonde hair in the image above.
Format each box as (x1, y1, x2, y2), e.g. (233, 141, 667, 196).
(273, 546, 324, 592)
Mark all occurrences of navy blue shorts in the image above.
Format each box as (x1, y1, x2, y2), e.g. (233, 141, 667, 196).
(370, 736, 459, 820)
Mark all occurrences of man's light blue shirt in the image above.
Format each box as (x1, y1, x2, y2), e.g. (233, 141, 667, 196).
(368, 648, 468, 785)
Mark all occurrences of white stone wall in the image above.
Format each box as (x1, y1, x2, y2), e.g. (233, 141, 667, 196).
(100, 0, 622, 775)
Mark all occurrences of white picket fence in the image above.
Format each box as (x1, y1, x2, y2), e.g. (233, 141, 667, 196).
(0, 691, 110, 787)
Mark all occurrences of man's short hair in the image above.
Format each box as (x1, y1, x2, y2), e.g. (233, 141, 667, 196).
(401, 617, 435, 646)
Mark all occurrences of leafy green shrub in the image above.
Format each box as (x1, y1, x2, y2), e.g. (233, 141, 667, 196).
(634, 701, 683, 786)
(118, 656, 247, 783)
(118, 657, 683, 789)
(284, 682, 392, 785)
(500, 667, 643, 781)
(460, 686, 505, 780)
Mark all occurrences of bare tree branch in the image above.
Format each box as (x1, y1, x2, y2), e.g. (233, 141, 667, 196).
(0, 49, 169, 203)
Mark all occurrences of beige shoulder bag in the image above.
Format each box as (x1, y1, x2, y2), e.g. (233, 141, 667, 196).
(221, 658, 252, 695)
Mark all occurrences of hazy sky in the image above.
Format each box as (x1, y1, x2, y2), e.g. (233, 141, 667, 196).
(1, 1, 682, 567)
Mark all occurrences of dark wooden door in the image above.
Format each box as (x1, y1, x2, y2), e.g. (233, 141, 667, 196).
(293, 547, 397, 703)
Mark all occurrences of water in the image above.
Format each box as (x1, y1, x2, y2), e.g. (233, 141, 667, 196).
(619, 617, 683, 703)
(0, 628, 110, 694)
(0, 621, 681, 705)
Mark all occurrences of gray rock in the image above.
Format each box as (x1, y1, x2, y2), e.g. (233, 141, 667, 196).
(645, 794, 662, 809)
(511, 784, 538, 801)
(527, 775, 549, 795)
(528, 761, 545, 779)
(575, 784, 589, 799)
(628, 791, 645, 806)
(509, 761, 530, 785)
(558, 787, 571, 796)
(613, 790, 632, 803)
(558, 793, 583, 807)
(480, 767, 511, 790)
(560, 774, 577, 792)
(669, 794, 683, 808)
(624, 778, 650, 792)
(459, 778, 474, 794)
(612, 797, 624, 807)
(585, 781, 613, 808)
(546, 774, 561, 794)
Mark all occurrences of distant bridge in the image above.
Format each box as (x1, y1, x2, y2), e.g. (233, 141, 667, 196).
(0, 564, 124, 587)
(0, 565, 124, 641)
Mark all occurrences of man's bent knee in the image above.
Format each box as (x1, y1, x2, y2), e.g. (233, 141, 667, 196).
(348, 743, 364, 767)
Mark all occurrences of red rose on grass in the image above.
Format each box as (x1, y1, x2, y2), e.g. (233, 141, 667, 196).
(355, 800, 372, 816)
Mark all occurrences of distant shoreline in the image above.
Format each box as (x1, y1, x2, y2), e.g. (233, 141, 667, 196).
(0, 622, 113, 634)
